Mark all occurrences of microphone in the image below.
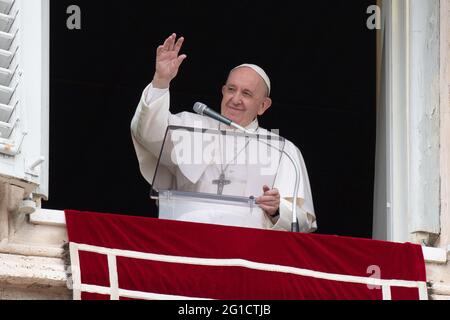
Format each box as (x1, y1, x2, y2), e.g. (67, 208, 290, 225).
(193, 102, 248, 133)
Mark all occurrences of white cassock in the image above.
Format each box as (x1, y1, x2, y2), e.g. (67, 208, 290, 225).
(131, 84, 317, 232)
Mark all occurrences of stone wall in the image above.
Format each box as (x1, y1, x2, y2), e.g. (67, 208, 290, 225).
(425, 0, 450, 300)
(0, 181, 71, 300)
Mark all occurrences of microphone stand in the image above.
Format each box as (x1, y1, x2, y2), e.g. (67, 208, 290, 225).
(235, 125, 301, 232)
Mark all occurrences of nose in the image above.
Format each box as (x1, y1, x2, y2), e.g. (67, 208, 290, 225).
(230, 92, 243, 105)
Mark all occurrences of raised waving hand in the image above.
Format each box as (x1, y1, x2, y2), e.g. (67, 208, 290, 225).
(152, 34, 187, 89)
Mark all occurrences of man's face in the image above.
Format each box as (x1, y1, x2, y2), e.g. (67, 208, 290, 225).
(221, 67, 272, 127)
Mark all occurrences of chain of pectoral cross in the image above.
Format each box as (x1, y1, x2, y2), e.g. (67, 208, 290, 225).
(212, 125, 256, 195)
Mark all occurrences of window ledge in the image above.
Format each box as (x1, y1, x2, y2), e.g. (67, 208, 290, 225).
(422, 246, 448, 264)
(29, 208, 66, 227)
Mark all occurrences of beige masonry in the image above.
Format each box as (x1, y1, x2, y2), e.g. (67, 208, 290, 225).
(0, 181, 71, 300)
(425, 0, 450, 300)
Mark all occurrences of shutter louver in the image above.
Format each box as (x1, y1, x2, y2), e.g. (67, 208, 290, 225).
(0, 0, 50, 200)
(0, 0, 18, 151)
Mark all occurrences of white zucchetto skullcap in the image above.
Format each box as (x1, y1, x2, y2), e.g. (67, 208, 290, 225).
(233, 64, 271, 96)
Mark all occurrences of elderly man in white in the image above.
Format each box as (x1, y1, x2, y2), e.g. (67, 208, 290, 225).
(131, 33, 317, 232)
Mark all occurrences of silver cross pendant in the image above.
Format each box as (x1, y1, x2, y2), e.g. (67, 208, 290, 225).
(212, 173, 231, 196)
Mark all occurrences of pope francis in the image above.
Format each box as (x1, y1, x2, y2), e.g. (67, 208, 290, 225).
(131, 34, 317, 232)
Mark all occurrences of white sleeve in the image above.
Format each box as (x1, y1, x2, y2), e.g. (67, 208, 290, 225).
(130, 83, 173, 186)
(145, 83, 169, 105)
(270, 141, 317, 233)
(131, 83, 171, 154)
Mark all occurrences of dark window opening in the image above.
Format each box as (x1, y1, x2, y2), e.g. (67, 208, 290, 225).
(47, 0, 377, 239)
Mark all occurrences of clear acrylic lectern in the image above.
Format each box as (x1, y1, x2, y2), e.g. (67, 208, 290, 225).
(150, 125, 285, 229)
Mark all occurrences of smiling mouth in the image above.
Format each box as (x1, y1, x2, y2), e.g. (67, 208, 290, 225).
(228, 106, 244, 112)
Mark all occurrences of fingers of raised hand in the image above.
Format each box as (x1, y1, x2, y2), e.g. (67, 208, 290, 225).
(163, 33, 176, 51)
(162, 34, 184, 52)
(156, 45, 164, 56)
(176, 54, 187, 67)
(174, 37, 185, 55)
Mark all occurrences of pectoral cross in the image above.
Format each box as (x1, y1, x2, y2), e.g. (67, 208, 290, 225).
(212, 173, 231, 196)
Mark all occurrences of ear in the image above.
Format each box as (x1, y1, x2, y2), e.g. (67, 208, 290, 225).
(257, 97, 272, 116)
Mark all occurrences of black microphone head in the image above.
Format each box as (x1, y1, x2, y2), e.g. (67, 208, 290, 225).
(193, 102, 207, 115)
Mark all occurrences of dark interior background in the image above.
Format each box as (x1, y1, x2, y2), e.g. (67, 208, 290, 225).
(46, 0, 377, 239)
